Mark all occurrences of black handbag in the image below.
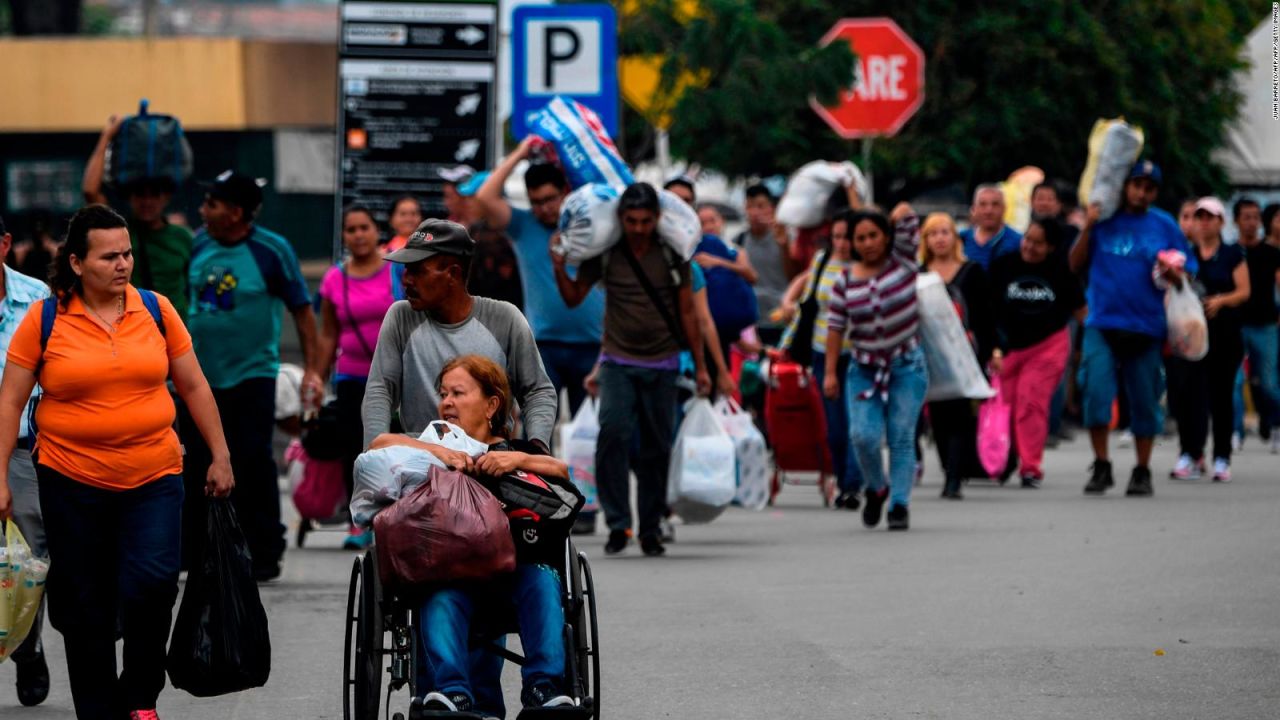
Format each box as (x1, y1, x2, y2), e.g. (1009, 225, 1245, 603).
(786, 249, 833, 367)
(300, 400, 344, 461)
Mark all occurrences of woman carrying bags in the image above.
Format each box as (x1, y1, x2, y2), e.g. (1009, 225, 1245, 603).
(822, 204, 926, 531)
(988, 216, 1086, 488)
(779, 210, 862, 508)
(304, 204, 401, 550)
(919, 213, 995, 500)
(0, 204, 233, 720)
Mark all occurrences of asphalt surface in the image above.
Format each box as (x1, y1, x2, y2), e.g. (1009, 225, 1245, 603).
(4, 431, 1279, 719)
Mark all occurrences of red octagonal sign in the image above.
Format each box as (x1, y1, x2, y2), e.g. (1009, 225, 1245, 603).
(811, 18, 926, 139)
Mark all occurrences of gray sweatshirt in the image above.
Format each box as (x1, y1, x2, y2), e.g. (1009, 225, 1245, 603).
(361, 297, 557, 448)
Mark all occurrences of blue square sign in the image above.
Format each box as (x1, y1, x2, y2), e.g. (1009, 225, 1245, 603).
(512, 4, 618, 139)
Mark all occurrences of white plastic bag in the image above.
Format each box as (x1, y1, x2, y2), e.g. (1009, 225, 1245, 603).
(556, 184, 621, 265)
(657, 189, 700, 260)
(1078, 118, 1144, 222)
(349, 421, 490, 527)
(776, 161, 869, 228)
(557, 398, 600, 511)
(916, 273, 995, 402)
(1166, 283, 1209, 361)
(0, 521, 49, 663)
(714, 397, 769, 511)
(668, 399, 738, 523)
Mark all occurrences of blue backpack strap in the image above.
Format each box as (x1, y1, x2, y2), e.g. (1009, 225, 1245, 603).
(37, 298, 57, 370)
(137, 288, 167, 337)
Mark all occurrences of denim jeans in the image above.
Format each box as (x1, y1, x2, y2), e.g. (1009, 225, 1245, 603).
(421, 565, 567, 705)
(38, 467, 183, 718)
(812, 350, 863, 494)
(1079, 327, 1165, 437)
(595, 362, 678, 537)
(845, 347, 929, 509)
(538, 340, 602, 419)
(1242, 323, 1280, 429)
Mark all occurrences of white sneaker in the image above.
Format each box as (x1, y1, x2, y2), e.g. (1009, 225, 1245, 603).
(1169, 454, 1202, 480)
(1232, 433, 1243, 452)
(1212, 458, 1232, 483)
(1117, 430, 1134, 448)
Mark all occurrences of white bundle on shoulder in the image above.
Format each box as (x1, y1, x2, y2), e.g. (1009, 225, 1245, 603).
(350, 421, 490, 527)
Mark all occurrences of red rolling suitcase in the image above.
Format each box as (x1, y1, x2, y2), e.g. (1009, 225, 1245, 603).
(764, 354, 835, 506)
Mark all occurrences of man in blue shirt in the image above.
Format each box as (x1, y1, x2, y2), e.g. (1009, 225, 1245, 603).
(960, 184, 1022, 270)
(1068, 160, 1194, 498)
(476, 138, 606, 534)
(182, 171, 318, 580)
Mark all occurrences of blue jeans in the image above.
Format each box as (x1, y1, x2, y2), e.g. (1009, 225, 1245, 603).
(538, 340, 602, 418)
(421, 564, 567, 707)
(596, 362, 678, 537)
(1079, 327, 1165, 437)
(38, 467, 183, 719)
(845, 347, 928, 509)
(1242, 323, 1280, 429)
(812, 350, 863, 494)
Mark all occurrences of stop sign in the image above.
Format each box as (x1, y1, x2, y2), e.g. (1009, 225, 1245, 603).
(811, 18, 926, 139)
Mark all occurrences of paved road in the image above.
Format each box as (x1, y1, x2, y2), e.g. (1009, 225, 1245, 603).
(5, 433, 1279, 719)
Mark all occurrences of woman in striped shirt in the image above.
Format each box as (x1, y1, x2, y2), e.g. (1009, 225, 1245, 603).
(822, 205, 927, 531)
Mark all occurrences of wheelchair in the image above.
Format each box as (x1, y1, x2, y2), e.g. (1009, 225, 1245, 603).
(344, 541, 600, 720)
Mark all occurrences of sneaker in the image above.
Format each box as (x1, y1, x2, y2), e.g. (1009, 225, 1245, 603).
(639, 533, 666, 557)
(128, 711, 160, 720)
(15, 648, 50, 706)
(886, 504, 909, 531)
(1125, 466, 1154, 496)
(1084, 459, 1114, 495)
(1169, 454, 1204, 480)
(604, 529, 630, 555)
(419, 691, 474, 713)
(342, 527, 373, 550)
(523, 682, 576, 709)
(659, 516, 676, 543)
(1116, 430, 1134, 448)
(1212, 458, 1232, 482)
(1020, 475, 1042, 489)
(1232, 432, 1244, 452)
(862, 488, 887, 528)
(834, 491, 861, 510)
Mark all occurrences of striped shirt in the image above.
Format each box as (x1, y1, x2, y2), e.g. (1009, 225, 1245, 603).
(826, 214, 921, 398)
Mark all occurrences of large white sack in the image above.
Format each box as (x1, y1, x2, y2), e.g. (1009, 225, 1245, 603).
(776, 161, 869, 228)
(556, 184, 621, 265)
(657, 189, 700, 260)
(916, 273, 995, 402)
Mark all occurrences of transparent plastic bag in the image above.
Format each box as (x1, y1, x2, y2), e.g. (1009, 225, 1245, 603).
(0, 520, 48, 663)
(1166, 283, 1209, 361)
(350, 421, 490, 527)
(668, 399, 738, 523)
(916, 273, 995, 401)
(714, 397, 769, 511)
(558, 398, 600, 511)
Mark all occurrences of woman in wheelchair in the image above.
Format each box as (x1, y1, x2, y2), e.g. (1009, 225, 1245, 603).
(368, 355, 585, 716)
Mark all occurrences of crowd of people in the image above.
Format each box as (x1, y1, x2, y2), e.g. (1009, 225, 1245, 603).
(1, 115, 1279, 717)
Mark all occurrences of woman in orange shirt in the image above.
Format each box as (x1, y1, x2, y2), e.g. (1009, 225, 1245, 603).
(0, 205, 233, 720)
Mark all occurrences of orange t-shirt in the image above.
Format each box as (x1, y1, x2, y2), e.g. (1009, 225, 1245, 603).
(7, 286, 194, 490)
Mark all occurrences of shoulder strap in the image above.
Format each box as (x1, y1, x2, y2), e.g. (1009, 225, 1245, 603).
(137, 288, 167, 337)
(36, 298, 58, 373)
(618, 242, 687, 348)
(340, 265, 377, 357)
(803, 249, 833, 304)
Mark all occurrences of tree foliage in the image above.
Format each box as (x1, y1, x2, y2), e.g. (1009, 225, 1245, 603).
(619, 0, 1270, 205)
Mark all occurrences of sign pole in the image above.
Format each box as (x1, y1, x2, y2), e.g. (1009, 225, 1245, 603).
(861, 137, 874, 207)
(656, 128, 671, 179)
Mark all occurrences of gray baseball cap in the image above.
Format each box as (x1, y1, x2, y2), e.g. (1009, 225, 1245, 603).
(384, 218, 475, 264)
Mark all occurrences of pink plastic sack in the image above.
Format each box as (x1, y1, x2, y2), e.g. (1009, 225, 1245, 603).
(977, 377, 1012, 478)
(288, 440, 347, 521)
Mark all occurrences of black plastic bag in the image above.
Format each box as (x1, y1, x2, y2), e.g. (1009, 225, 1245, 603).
(167, 500, 271, 696)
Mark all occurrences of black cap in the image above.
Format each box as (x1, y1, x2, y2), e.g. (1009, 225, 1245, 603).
(385, 218, 475, 264)
(204, 170, 265, 215)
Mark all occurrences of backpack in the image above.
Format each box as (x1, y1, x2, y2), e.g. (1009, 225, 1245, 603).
(697, 235, 758, 339)
(106, 99, 194, 188)
(28, 289, 167, 438)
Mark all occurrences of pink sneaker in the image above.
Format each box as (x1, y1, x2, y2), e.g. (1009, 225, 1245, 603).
(1212, 458, 1231, 483)
(1169, 455, 1203, 480)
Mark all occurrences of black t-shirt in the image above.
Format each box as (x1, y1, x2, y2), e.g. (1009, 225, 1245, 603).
(1240, 241, 1280, 326)
(989, 253, 1085, 351)
(1194, 242, 1246, 330)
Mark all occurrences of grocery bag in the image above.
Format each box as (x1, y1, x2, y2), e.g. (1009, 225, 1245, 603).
(0, 520, 48, 663)
(916, 273, 995, 401)
(106, 99, 194, 187)
(286, 440, 347, 521)
(714, 397, 769, 511)
(776, 161, 869, 228)
(1166, 282, 1209, 361)
(556, 183, 621, 265)
(373, 466, 516, 589)
(977, 377, 1013, 478)
(168, 501, 271, 696)
(557, 398, 600, 511)
(350, 421, 490, 527)
(1077, 118, 1144, 222)
(668, 398, 738, 523)
(528, 97, 635, 190)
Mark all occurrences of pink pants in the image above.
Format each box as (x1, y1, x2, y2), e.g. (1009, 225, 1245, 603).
(999, 327, 1071, 479)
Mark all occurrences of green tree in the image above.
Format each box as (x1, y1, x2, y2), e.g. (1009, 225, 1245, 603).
(621, 0, 1268, 205)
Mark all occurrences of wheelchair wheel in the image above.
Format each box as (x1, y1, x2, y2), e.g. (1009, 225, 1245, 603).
(344, 552, 384, 720)
(576, 551, 601, 719)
